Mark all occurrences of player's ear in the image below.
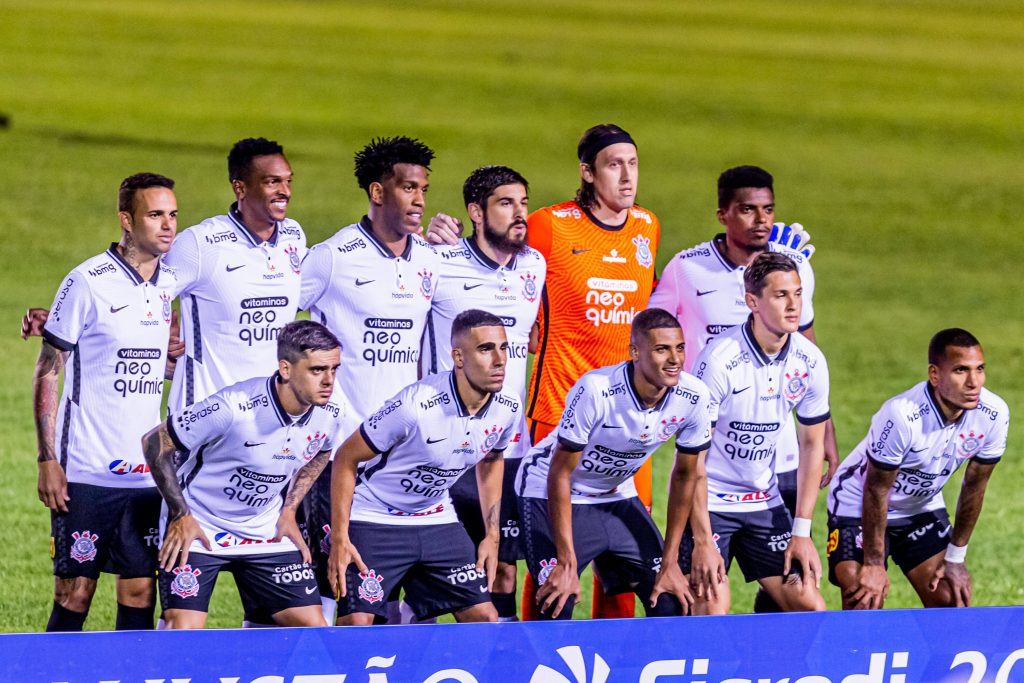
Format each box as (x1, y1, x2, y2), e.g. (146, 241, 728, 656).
(745, 291, 758, 313)
(278, 358, 292, 381)
(579, 162, 594, 184)
(119, 211, 133, 234)
(231, 178, 246, 201)
(927, 362, 940, 387)
(628, 342, 640, 362)
(716, 207, 727, 226)
(369, 181, 384, 206)
(451, 346, 464, 369)
(467, 202, 484, 229)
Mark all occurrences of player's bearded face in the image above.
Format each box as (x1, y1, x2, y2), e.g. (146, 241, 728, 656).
(748, 271, 802, 336)
(279, 348, 340, 407)
(632, 327, 684, 389)
(929, 345, 985, 412)
(236, 154, 292, 226)
(376, 163, 428, 236)
(586, 143, 638, 213)
(122, 187, 178, 257)
(481, 183, 529, 254)
(718, 187, 775, 251)
(455, 326, 508, 395)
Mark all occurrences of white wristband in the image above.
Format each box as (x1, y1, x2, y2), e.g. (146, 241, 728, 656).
(945, 543, 967, 563)
(792, 517, 812, 538)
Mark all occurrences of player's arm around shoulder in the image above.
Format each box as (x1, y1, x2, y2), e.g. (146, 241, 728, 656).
(33, 338, 69, 512)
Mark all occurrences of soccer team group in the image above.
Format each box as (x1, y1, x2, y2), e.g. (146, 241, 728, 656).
(27, 124, 1010, 632)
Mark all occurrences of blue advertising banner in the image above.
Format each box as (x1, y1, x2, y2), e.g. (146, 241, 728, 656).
(2, 607, 1022, 683)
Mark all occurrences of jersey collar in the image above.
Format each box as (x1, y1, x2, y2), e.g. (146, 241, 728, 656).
(623, 361, 672, 412)
(741, 315, 792, 367)
(711, 234, 743, 271)
(357, 216, 413, 261)
(448, 371, 494, 419)
(106, 243, 161, 286)
(464, 236, 516, 271)
(923, 382, 965, 429)
(268, 373, 316, 427)
(581, 204, 627, 232)
(228, 203, 280, 248)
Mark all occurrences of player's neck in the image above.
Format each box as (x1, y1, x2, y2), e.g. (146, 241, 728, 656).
(116, 240, 159, 281)
(366, 212, 410, 258)
(237, 202, 277, 242)
(721, 236, 765, 268)
(454, 371, 491, 415)
(473, 233, 514, 267)
(587, 200, 629, 227)
(750, 316, 789, 356)
(930, 384, 965, 424)
(628, 362, 668, 408)
(274, 376, 312, 418)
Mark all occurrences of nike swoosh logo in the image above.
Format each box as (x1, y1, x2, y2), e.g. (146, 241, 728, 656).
(601, 423, 622, 429)
(305, 586, 318, 595)
(908, 447, 929, 453)
(109, 304, 129, 313)
(355, 278, 375, 286)
(732, 386, 751, 395)
(244, 441, 265, 447)
(938, 525, 952, 538)
(226, 264, 245, 272)
(463, 283, 483, 290)
(426, 437, 447, 444)
(696, 289, 717, 297)
(479, 584, 488, 593)
(571, 248, 590, 255)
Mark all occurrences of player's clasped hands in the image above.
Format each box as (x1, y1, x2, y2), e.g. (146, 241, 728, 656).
(535, 561, 579, 618)
(159, 514, 212, 571)
(327, 533, 368, 600)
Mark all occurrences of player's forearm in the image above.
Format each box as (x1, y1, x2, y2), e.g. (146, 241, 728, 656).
(951, 462, 996, 548)
(547, 472, 577, 568)
(329, 450, 359, 539)
(861, 469, 894, 566)
(795, 423, 826, 519)
(663, 452, 701, 563)
(142, 425, 189, 520)
(32, 343, 65, 463)
(689, 457, 714, 544)
(476, 455, 504, 542)
(283, 450, 330, 511)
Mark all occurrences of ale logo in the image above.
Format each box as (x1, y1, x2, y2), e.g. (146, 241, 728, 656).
(530, 646, 609, 683)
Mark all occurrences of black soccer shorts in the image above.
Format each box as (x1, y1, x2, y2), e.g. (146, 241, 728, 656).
(450, 457, 524, 563)
(679, 504, 798, 583)
(826, 509, 951, 586)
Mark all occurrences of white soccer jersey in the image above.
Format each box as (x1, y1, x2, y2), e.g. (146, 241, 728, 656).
(353, 372, 520, 526)
(300, 217, 442, 434)
(166, 374, 347, 556)
(43, 245, 178, 488)
(425, 237, 546, 459)
(649, 236, 817, 474)
(516, 361, 713, 504)
(165, 205, 306, 413)
(693, 319, 830, 512)
(828, 382, 1009, 520)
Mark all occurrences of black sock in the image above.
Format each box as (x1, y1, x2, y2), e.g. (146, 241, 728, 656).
(47, 602, 87, 632)
(491, 591, 517, 619)
(753, 588, 783, 613)
(116, 603, 155, 630)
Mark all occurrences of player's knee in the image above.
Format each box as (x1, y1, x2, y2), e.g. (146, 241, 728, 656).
(645, 591, 682, 618)
(337, 612, 375, 626)
(492, 562, 518, 593)
(55, 577, 97, 613)
(115, 578, 155, 608)
(456, 602, 498, 623)
(162, 610, 205, 630)
(274, 606, 327, 627)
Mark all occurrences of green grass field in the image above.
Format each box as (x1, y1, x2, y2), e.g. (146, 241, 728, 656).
(1, 0, 1022, 631)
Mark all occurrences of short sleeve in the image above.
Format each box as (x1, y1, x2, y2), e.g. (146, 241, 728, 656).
(168, 392, 234, 453)
(647, 255, 683, 320)
(299, 243, 333, 310)
(675, 387, 713, 454)
(864, 406, 910, 471)
(43, 272, 95, 351)
(976, 403, 1009, 464)
(557, 377, 601, 452)
(692, 349, 729, 426)
(795, 351, 830, 425)
(163, 229, 203, 296)
(360, 391, 417, 454)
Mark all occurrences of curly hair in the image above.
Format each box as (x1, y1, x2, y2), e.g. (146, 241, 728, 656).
(354, 136, 435, 196)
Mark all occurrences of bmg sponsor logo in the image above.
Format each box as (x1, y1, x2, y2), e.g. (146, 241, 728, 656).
(238, 296, 290, 347)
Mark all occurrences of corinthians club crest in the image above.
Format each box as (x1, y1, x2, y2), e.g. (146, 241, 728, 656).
(171, 565, 202, 598)
(956, 431, 985, 458)
(418, 269, 434, 299)
(538, 558, 558, 585)
(304, 431, 326, 461)
(358, 569, 385, 604)
(284, 244, 302, 274)
(160, 291, 172, 324)
(481, 425, 504, 454)
(783, 370, 808, 402)
(659, 416, 683, 441)
(520, 272, 538, 302)
(70, 530, 98, 563)
(632, 234, 653, 268)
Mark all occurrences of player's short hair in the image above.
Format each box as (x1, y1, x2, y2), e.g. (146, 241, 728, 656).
(451, 309, 505, 344)
(717, 165, 774, 209)
(744, 251, 798, 297)
(354, 136, 435, 196)
(576, 123, 635, 210)
(631, 308, 682, 342)
(277, 320, 341, 363)
(928, 328, 982, 366)
(462, 166, 529, 209)
(228, 137, 286, 182)
(118, 173, 175, 214)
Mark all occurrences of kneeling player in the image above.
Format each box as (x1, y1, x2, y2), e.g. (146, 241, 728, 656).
(687, 252, 830, 614)
(827, 328, 1009, 609)
(516, 309, 712, 619)
(327, 310, 520, 624)
(142, 321, 346, 628)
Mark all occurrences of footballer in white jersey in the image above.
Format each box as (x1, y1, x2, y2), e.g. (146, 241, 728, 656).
(827, 330, 1008, 610)
(142, 321, 344, 629)
(164, 139, 305, 413)
(687, 252, 829, 615)
(424, 166, 545, 619)
(34, 174, 178, 632)
(517, 310, 713, 619)
(327, 310, 517, 625)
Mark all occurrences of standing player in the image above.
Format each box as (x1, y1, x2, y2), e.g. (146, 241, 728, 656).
(141, 321, 345, 628)
(827, 329, 1009, 609)
(326, 310, 520, 625)
(34, 173, 179, 631)
(298, 136, 442, 620)
(648, 165, 839, 612)
(687, 252, 830, 614)
(424, 165, 546, 621)
(516, 309, 712, 619)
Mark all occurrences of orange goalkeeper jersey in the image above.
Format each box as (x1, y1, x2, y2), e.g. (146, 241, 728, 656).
(526, 200, 661, 426)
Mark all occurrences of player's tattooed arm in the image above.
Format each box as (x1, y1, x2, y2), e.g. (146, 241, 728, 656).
(283, 449, 330, 510)
(33, 340, 69, 511)
(850, 460, 899, 609)
(476, 453, 504, 591)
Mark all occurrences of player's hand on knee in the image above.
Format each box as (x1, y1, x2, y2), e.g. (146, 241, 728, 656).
(273, 509, 311, 564)
(651, 561, 693, 614)
(536, 562, 578, 617)
(931, 560, 972, 607)
(690, 540, 726, 600)
(425, 213, 463, 245)
(769, 222, 815, 259)
(160, 514, 211, 571)
(21, 307, 49, 339)
(37, 460, 69, 512)
(327, 534, 366, 599)
(850, 563, 889, 610)
(476, 538, 499, 592)
(783, 536, 822, 593)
